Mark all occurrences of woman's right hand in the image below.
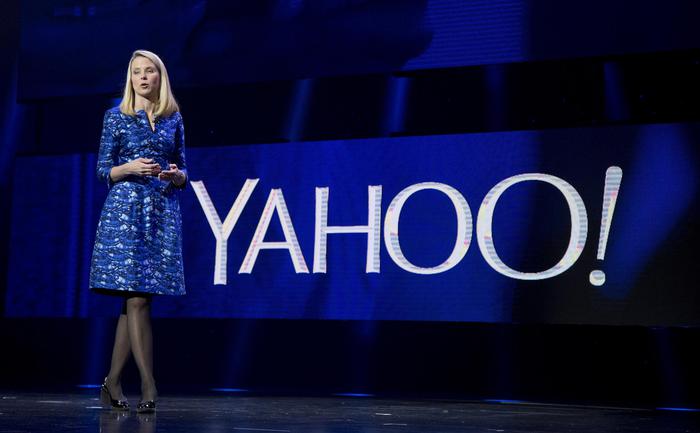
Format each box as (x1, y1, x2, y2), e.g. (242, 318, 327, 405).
(109, 158, 161, 183)
(124, 158, 161, 177)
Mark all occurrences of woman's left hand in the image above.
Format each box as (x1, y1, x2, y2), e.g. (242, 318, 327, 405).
(158, 163, 186, 186)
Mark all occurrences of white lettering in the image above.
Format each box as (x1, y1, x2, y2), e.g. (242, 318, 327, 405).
(313, 186, 382, 273)
(384, 182, 472, 274)
(191, 179, 259, 285)
(240, 188, 309, 274)
(476, 173, 588, 279)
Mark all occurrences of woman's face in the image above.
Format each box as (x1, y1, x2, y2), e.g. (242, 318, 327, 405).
(131, 56, 160, 99)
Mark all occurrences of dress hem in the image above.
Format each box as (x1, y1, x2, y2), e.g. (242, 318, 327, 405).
(90, 287, 185, 297)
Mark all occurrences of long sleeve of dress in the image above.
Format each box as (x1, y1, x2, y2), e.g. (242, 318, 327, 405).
(96, 110, 119, 189)
(171, 112, 188, 190)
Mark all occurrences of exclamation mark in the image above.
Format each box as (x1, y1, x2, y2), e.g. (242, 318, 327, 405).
(589, 166, 623, 286)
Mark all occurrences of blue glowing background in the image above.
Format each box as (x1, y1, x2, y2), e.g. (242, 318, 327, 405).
(6, 122, 698, 325)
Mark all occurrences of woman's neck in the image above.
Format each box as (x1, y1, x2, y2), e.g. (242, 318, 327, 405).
(133, 93, 158, 116)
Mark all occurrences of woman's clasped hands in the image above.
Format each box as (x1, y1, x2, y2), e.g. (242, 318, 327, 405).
(126, 157, 161, 177)
(125, 158, 185, 185)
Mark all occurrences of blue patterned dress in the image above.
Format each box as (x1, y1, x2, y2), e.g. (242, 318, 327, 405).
(89, 107, 187, 296)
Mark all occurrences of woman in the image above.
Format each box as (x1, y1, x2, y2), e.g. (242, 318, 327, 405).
(89, 49, 187, 413)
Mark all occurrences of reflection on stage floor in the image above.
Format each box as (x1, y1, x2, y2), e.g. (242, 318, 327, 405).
(0, 392, 697, 433)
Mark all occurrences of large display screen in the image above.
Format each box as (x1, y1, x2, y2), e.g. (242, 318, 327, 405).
(19, 0, 700, 99)
(6, 122, 699, 325)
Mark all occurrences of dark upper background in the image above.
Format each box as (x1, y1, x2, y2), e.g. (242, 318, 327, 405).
(16, 0, 700, 99)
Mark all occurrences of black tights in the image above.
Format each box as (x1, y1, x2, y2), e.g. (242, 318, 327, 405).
(105, 294, 157, 401)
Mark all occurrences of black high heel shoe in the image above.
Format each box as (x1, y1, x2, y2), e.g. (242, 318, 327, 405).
(136, 400, 156, 413)
(100, 377, 129, 411)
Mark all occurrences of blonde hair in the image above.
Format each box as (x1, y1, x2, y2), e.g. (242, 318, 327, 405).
(119, 50, 179, 118)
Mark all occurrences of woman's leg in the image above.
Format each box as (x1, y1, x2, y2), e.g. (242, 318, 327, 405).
(105, 302, 131, 399)
(125, 295, 157, 401)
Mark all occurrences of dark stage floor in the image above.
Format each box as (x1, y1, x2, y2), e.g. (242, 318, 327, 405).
(0, 392, 698, 432)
